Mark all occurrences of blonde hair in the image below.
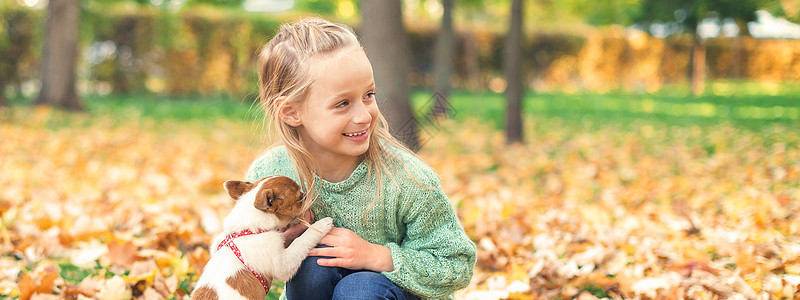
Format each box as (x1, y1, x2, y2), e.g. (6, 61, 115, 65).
(257, 17, 423, 214)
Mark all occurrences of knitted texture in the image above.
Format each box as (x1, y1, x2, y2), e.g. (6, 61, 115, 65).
(245, 146, 477, 299)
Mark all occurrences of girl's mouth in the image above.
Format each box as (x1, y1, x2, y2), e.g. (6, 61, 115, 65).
(342, 130, 367, 137)
(342, 129, 369, 142)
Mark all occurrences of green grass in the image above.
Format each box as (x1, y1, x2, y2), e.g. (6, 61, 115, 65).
(410, 88, 800, 131)
(8, 81, 800, 132)
(81, 94, 264, 122)
(6, 93, 260, 121)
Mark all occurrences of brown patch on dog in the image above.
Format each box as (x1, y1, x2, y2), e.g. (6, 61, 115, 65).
(254, 188, 275, 211)
(226, 269, 272, 300)
(224, 181, 256, 200)
(254, 176, 305, 223)
(223, 176, 278, 200)
(190, 286, 218, 300)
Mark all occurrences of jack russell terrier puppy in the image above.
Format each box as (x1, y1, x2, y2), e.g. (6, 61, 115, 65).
(191, 176, 332, 300)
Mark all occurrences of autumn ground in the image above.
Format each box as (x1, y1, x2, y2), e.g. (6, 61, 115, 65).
(1, 88, 800, 299)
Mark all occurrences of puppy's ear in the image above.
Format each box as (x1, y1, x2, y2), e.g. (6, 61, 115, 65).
(254, 188, 275, 211)
(223, 181, 254, 200)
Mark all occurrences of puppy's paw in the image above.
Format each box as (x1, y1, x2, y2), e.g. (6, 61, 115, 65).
(311, 217, 333, 234)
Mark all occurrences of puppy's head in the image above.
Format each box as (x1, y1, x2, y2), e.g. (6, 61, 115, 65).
(224, 176, 306, 223)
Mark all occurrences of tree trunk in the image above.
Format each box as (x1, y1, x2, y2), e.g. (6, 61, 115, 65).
(505, 0, 524, 144)
(430, 0, 454, 118)
(463, 32, 481, 90)
(34, 0, 83, 111)
(1, 9, 35, 107)
(691, 34, 706, 96)
(112, 17, 137, 94)
(361, 0, 419, 151)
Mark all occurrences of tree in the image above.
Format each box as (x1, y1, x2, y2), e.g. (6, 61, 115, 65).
(430, 0, 454, 118)
(361, 0, 420, 151)
(505, 0, 524, 144)
(564, 0, 642, 26)
(34, 0, 83, 110)
(638, 0, 758, 96)
(1, 7, 35, 107)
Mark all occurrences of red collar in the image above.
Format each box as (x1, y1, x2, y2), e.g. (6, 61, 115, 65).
(216, 228, 272, 292)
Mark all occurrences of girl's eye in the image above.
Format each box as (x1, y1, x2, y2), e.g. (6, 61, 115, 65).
(335, 100, 349, 109)
(365, 92, 376, 101)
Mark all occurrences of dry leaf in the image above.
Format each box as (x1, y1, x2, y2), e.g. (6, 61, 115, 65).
(78, 275, 103, 295)
(187, 247, 210, 275)
(152, 272, 170, 298)
(128, 260, 159, 280)
(18, 272, 58, 300)
(576, 291, 600, 300)
(29, 294, 60, 300)
(62, 285, 94, 298)
(3, 108, 800, 299)
(95, 276, 131, 300)
(143, 287, 166, 300)
(164, 275, 179, 296)
(106, 240, 139, 268)
(669, 261, 719, 277)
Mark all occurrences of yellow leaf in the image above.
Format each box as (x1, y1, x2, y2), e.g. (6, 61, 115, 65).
(17, 271, 58, 300)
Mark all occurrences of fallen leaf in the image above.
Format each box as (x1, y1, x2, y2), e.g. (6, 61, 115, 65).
(144, 287, 166, 300)
(18, 272, 58, 300)
(96, 276, 132, 300)
(106, 240, 139, 268)
(128, 260, 159, 280)
(62, 285, 94, 298)
(669, 261, 719, 277)
(153, 272, 170, 298)
(29, 294, 61, 300)
(187, 247, 210, 275)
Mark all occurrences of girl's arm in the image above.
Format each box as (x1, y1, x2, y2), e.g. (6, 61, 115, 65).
(307, 174, 476, 298)
(382, 178, 477, 299)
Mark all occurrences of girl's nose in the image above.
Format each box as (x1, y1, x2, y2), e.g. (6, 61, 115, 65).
(352, 101, 373, 124)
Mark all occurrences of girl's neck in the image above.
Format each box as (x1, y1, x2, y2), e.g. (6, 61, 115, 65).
(314, 154, 364, 183)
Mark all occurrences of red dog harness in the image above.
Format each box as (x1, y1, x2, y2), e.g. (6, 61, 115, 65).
(216, 229, 272, 293)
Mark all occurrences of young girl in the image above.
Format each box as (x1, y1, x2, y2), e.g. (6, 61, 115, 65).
(245, 18, 476, 299)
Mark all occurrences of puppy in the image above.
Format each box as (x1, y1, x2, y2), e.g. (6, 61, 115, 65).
(191, 176, 332, 300)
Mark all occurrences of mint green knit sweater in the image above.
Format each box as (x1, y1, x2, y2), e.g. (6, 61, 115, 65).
(245, 146, 476, 299)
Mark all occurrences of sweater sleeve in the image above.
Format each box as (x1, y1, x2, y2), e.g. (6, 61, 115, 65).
(381, 175, 477, 299)
(244, 147, 297, 183)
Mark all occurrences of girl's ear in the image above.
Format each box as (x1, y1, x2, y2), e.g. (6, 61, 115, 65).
(279, 98, 302, 127)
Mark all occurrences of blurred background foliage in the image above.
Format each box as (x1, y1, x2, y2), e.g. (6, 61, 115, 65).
(3, 1, 800, 298)
(1, 0, 799, 99)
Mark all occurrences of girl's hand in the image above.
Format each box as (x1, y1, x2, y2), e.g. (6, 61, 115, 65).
(280, 210, 314, 248)
(309, 227, 394, 272)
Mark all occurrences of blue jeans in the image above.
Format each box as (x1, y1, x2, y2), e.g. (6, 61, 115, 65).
(286, 247, 420, 300)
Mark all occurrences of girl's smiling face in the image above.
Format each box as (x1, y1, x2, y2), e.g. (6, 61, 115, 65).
(289, 47, 379, 166)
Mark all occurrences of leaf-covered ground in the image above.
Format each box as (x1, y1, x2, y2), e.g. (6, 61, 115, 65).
(1, 106, 799, 299)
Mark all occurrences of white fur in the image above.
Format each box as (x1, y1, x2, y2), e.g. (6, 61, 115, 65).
(193, 179, 333, 299)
